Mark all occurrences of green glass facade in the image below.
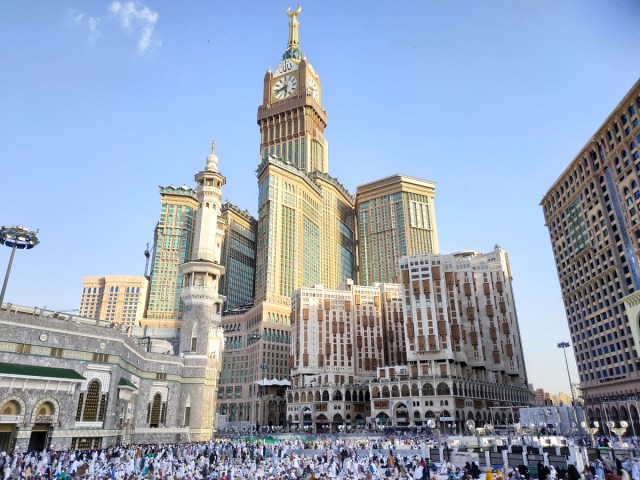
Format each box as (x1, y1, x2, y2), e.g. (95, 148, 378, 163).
(146, 186, 197, 323)
(219, 202, 257, 311)
(357, 186, 437, 286)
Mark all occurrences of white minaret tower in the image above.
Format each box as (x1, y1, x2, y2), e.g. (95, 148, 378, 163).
(178, 141, 226, 437)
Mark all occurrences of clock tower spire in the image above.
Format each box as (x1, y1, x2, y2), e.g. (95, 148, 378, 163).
(257, 6, 328, 174)
(285, 5, 302, 60)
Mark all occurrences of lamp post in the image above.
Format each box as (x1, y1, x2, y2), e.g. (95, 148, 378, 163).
(483, 423, 494, 457)
(248, 332, 261, 437)
(0, 226, 39, 308)
(557, 341, 580, 434)
(260, 362, 268, 431)
(527, 422, 535, 445)
(608, 420, 628, 447)
(581, 421, 600, 447)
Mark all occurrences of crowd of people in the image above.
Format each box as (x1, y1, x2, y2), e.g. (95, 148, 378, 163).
(0, 436, 442, 480)
(0, 433, 635, 480)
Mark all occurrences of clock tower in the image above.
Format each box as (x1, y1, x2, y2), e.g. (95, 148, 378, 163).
(253, 6, 356, 306)
(258, 5, 328, 174)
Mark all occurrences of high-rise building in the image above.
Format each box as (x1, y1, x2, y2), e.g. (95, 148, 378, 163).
(541, 80, 640, 419)
(144, 185, 197, 328)
(356, 174, 439, 285)
(254, 6, 356, 305)
(287, 246, 532, 432)
(375, 247, 532, 430)
(177, 142, 227, 435)
(286, 280, 404, 429)
(79, 275, 148, 329)
(217, 6, 356, 429)
(219, 202, 257, 311)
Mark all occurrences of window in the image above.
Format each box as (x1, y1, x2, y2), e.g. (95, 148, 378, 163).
(51, 348, 64, 357)
(184, 407, 191, 427)
(149, 393, 162, 427)
(93, 353, 109, 363)
(17, 344, 31, 354)
(76, 380, 106, 422)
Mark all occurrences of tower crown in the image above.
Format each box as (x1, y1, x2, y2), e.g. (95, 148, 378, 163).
(283, 5, 303, 61)
(206, 140, 219, 173)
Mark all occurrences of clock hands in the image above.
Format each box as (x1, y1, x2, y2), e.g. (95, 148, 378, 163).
(274, 76, 297, 99)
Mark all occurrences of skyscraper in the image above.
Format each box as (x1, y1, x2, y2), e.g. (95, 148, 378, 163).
(356, 174, 439, 285)
(219, 202, 257, 311)
(541, 80, 640, 418)
(144, 185, 197, 328)
(254, 6, 356, 305)
(217, 6, 356, 429)
(79, 275, 148, 328)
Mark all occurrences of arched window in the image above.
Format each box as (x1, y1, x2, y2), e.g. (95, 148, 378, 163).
(191, 322, 198, 351)
(149, 393, 162, 427)
(76, 380, 106, 422)
(436, 382, 450, 395)
(1, 400, 21, 415)
(422, 383, 435, 396)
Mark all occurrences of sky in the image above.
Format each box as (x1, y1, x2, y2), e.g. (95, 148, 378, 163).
(1, 1, 639, 395)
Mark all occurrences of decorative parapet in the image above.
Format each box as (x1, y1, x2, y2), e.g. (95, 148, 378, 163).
(221, 202, 257, 225)
(158, 185, 197, 199)
(309, 170, 354, 203)
(256, 156, 323, 196)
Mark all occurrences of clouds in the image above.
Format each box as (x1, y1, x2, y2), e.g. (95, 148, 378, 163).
(109, 1, 160, 53)
(72, 11, 101, 43)
(72, 1, 160, 54)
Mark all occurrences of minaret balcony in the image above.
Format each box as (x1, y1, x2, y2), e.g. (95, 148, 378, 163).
(181, 285, 220, 305)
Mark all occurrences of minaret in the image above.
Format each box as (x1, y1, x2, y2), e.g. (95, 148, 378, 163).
(178, 141, 227, 436)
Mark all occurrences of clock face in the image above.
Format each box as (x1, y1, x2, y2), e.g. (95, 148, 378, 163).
(273, 75, 297, 100)
(307, 76, 319, 101)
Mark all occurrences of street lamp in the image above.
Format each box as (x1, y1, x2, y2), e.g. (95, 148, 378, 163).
(558, 341, 580, 434)
(0, 226, 39, 308)
(582, 420, 600, 446)
(260, 362, 268, 431)
(248, 332, 261, 436)
(608, 420, 628, 447)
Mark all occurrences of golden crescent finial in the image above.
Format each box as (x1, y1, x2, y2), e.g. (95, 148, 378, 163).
(287, 5, 302, 18)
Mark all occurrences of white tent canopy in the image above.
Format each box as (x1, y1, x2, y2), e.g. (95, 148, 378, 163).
(253, 378, 291, 386)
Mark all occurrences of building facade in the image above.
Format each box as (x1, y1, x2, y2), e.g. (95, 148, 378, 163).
(79, 275, 149, 329)
(219, 202, 257, 311)
(541, 80, 640, 427)
(0, 303, 217, 452)
(286, 247, 532, 433)
(369, 248, 532, 432)
(144, 185, 198, 328)
(217, 302, 291, 430)
(286, 280, 407, 431)
(356, 175, 439, 285)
